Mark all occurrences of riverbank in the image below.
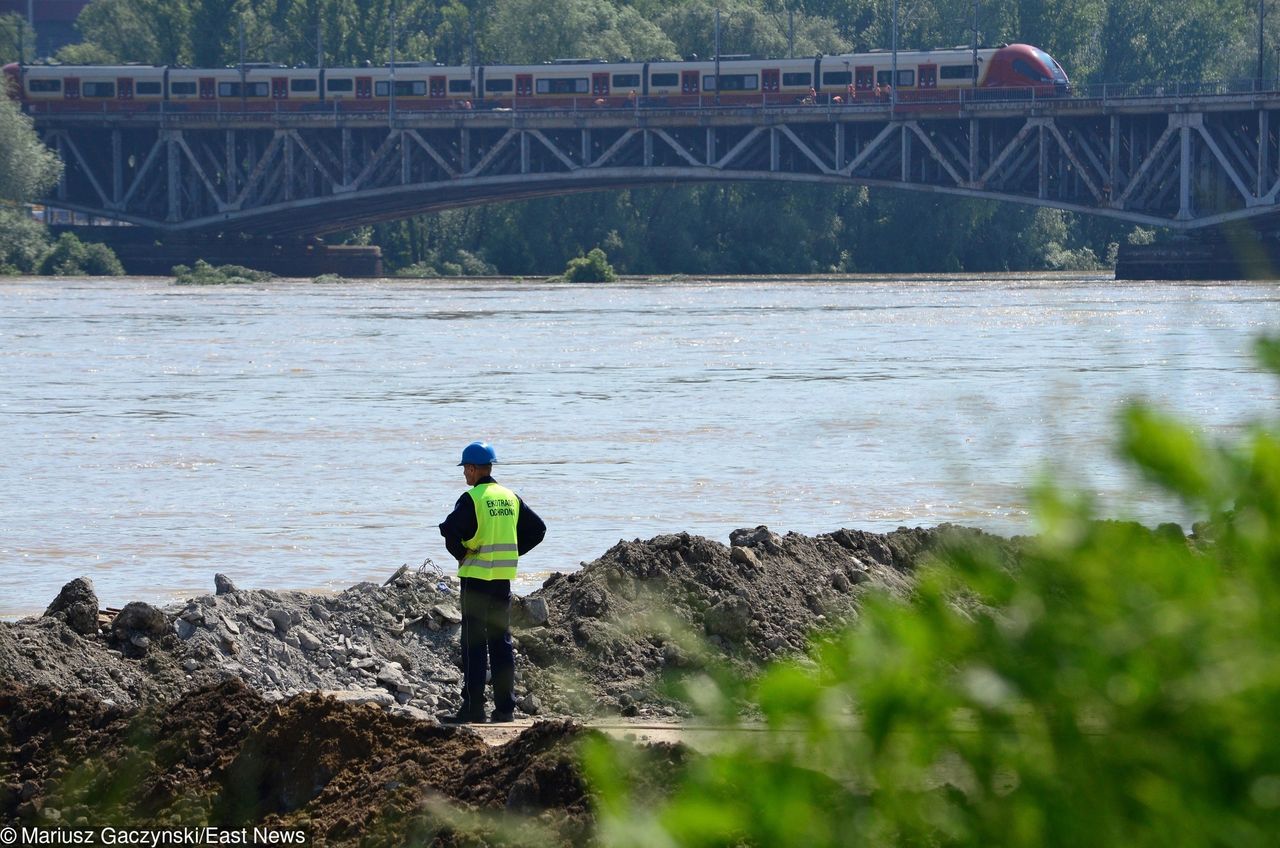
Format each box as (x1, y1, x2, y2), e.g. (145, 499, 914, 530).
(1, 524, 1009, 840)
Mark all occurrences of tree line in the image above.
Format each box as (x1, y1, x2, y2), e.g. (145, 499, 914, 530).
(0, 0, 1267, 275)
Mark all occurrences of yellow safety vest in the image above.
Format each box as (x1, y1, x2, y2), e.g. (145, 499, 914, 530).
(459, 482, 520, 580)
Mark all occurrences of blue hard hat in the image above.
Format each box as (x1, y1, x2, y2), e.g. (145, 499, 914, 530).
(458, 441, 497, 466)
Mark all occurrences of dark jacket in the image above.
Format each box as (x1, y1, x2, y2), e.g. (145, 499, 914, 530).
(438, 476, 546, 563)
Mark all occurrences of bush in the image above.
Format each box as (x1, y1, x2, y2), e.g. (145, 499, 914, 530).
(172, 260, 274, 285)
(585, 336, 1280, 848)
(38, 232, 124, 276)
(393, 249, 496, 278)
(0, 207, 51, 273)
(563, 248, 617, 283)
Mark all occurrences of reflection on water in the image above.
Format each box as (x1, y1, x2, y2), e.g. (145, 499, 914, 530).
(1, 274, 1278, 618)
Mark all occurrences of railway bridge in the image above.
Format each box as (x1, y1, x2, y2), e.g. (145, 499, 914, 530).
(30, 88, 1280, 275)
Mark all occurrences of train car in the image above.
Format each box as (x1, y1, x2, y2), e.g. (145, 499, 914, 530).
(306, 64, 473, 112)
(476, 60, 648, 108)
(165, 65, 324, 112)
(817, 44, 1069, 102)
(14, 63, 168, 112)
(4, 41, 1069, 115)
(643, 56, 820, 106)
(980, 43, 1069, 93)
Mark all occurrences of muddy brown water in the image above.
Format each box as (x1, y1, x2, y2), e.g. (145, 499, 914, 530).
(3, 274, 1278, 619)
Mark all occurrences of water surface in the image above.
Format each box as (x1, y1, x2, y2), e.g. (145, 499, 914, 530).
(2, 274, 1276, 617)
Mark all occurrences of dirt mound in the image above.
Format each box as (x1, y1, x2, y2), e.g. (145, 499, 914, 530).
(1, 678, 606, 845)
(0, 524, 1013, 842)
(515, 525, 1004, 715)
(0, 570, 478, 718)
(1, 526, 996, 721)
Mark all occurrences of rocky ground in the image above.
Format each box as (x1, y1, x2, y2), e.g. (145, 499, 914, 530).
(1, 524, 1010, 842)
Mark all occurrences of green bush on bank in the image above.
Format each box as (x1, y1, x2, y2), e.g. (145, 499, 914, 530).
(563, 248, 617, 283)
(0, 210, 123, 276)
(40, 232, 125, 276)
(0, 207, 50, 274)
(586, 336, 1280, 848)
(394, 249, 497, 278)
(172, 260, 275, 285)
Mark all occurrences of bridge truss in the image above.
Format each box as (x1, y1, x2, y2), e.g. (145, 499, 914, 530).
(34, 94, 1280, 236)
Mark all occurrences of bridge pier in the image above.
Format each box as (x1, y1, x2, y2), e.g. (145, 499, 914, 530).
(57, 228, 383, 278)
(1116, 223, 1280, 280)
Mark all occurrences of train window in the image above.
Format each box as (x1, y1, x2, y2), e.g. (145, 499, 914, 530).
(28, 79, 61, 93)
(485, 78, 514, 92)
(291, 78, 318, 92)
(219, 82, 269, 97)
(448, 79, 472, 93)
(1032, 48, 1068, 82)
(375, 80, 427, 96)
(877, 70, 892, 85)
(1012, 59, 1051, 83)
(83, 81, 116, 98)
(940, 64, 974, 80)
(897, 70, 914, 87)
(782, 72, 811, 87)
(170, 81, 197, 95)
(136, 81, 162, 95)
(822, 71, 852, 86)
(535, 77, 588, 94)
(703, 73, 758, 91)
(326, 77, 354, 92)
(650, 72, 679, 87)
(612, 73, 641, 88)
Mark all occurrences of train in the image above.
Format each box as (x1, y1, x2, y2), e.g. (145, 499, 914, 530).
(3, 43, 1068, 113)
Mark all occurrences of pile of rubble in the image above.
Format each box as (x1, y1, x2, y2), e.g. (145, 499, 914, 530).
(2, 525, 1008, 719)
(1, 524, 1015, 837)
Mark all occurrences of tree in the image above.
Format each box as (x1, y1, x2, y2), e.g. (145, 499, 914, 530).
(484, 0, 678, 63)
(0, 95, 62, 204)
(0, 12, 36, 64)
(654, 0, 848, 60)
(65, 0, 176, 64)
(1096, 0, 1248, 85)
(0, 207, 51, 273)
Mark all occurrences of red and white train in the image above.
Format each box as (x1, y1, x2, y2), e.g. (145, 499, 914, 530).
(4, 43, 1068, 113)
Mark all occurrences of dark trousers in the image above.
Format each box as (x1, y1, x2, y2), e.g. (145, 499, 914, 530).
(459, 577, 516, 714)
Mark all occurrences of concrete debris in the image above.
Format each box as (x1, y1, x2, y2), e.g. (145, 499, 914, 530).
(109, 602, 170, 654)
(1, 526, 1010, 724)
(42, 577, 100, 636)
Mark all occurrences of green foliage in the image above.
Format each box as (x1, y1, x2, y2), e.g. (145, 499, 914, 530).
(392, 248, 496, 278)
(563, 247, 617, 282)
(653, 0, 848, 60)
(38, 232, 125, 276)
(486, 0, 677, 63)
(0, 211, 124, 276)
(1097, 0, 1249, 85)
(1128, 226, 1158, 245)
(0, 12, 36, 64)
(172, 259, 275, 285)
(0, 207, 51, 273)
(0, 96, 62, 204)
(586, 336, 1280, 847)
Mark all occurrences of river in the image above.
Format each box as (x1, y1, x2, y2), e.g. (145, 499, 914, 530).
(2, 273, 1277, 618)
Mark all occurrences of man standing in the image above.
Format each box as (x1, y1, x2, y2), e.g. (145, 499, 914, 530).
(438, 440, 546, 723)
